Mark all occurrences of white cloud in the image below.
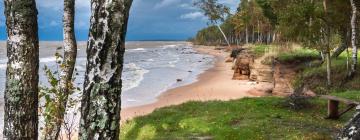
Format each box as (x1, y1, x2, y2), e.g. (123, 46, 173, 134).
(179, 3, 196, 10)
(154, 0, 181, 9)
(180, 12, 206, 20)
(49, 21, 59, 26)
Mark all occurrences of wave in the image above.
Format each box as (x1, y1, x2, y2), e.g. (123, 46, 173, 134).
(122, 63, 149, 91)
(127, 48, 147, 52)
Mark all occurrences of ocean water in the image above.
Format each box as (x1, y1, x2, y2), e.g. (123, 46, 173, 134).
(0, 41, 215, 108)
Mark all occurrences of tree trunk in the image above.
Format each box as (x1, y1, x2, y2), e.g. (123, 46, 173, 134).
(326, 48, 331, 86)
(272, 32, 276, 42)
(43, 0, 77, 139)
(3, 0, 39, 139)
(252, 26, 255, 43)
(324, 0, 331, 87)
(338, 106, 360, 139)
(347, 44, 350, 72)
(245, 25, 249, 44)
(79, 0, 133, 139)
(216, 25, 231, 47)
(257, 20, 261, 43)
(349, 0, 358, 78)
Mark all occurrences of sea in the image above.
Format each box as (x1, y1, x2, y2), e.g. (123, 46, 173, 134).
(0, 41, 215, 108)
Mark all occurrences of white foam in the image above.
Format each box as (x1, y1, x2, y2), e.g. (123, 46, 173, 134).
(40, 57, 57, 63)
(127, 48, 146, 52)
(127, 99, 137, 102)
(161, 44, 178, 49)
(122, 63, 149, 91)
(0, 64, 6, 69)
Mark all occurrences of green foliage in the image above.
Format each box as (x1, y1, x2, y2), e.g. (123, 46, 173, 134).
(293, 53, 360, 94)
(121, 97, 353, 139)
(39, 47, 80, 136)
(251, 44, 269, 57)
(194, 0, 230, 25)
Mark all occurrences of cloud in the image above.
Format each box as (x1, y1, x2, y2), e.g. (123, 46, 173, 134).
(154, 0, 181, 9)
(179, 3, 196, 10)
(180, 12, 206, 20)
(49, 21, 59, 26)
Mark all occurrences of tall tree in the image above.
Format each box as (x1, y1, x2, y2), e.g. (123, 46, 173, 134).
(194, 0, 231, 47)
(349, 0, 358, 78)
(3, 0, 39, 139)
(43, 0, 78, 139)
(79, 0, 133, 139)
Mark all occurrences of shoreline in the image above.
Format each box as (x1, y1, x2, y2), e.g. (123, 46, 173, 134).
(121, 45, 273, 122)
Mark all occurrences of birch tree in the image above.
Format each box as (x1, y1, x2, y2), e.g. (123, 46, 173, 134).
(194, 0, 231, 47)
(79, 0, 133, 139)
(349, 0, 358, 78)
(43, 0, 78, 139)
(3, 0, 39, 139)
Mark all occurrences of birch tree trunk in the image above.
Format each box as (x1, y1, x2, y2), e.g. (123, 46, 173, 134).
(338, 106, 360, 139)
(3, 0, 39, 139)
(43, 0, 78, 139)
(349, 0, 358, 78)
(79, 0, 133, 139)
(216, 25, 231, 48)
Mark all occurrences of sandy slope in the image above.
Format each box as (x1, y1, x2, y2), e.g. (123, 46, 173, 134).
(121, 46, 273, 122)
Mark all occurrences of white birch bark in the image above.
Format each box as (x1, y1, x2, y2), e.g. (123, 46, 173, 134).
(3, 0, 39, 139)
(79, 0, 133, 139)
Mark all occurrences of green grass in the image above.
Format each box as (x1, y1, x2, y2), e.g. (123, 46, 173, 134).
(251, 44, 270, 58)
(120, 97, 357, 140)
(277, 48, 319, 63)
(293, 52, 360, 94)
(331, 90, 360, 100)
(120, 46, 360, 140)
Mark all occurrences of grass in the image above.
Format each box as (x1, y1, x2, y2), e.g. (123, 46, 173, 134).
(120, 45, 360, 140)
(120, 96, 359, 140)
(293, 52, 360, 94)
(276, 47, 319, 63)
(250, 44, 270, 58)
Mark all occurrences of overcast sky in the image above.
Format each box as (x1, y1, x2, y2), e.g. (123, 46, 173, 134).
(0, 0, 239, 41)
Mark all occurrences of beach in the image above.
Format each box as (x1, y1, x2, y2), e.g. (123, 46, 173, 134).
(121, 45, 273, 122)
(0, 42, 272, 138)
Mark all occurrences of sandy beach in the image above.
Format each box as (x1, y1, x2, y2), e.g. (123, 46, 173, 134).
(121, 46, 273, 122)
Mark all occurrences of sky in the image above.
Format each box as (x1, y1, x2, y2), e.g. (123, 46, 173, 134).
(0, 0, 239, 41)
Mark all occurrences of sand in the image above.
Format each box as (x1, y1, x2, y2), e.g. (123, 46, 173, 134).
(121, 46, 273, 122)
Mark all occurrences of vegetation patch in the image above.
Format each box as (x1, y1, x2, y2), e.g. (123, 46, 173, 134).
(293, 53, 360, 94)
(276, 48, 320, 64)
(250, 44, 270, 58)
(120, 97, 354, 140)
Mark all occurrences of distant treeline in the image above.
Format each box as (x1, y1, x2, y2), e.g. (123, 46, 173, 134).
(191, 0, 354, 48)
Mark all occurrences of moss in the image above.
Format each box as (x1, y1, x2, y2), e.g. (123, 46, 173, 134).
(6, 79, 22, 102)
